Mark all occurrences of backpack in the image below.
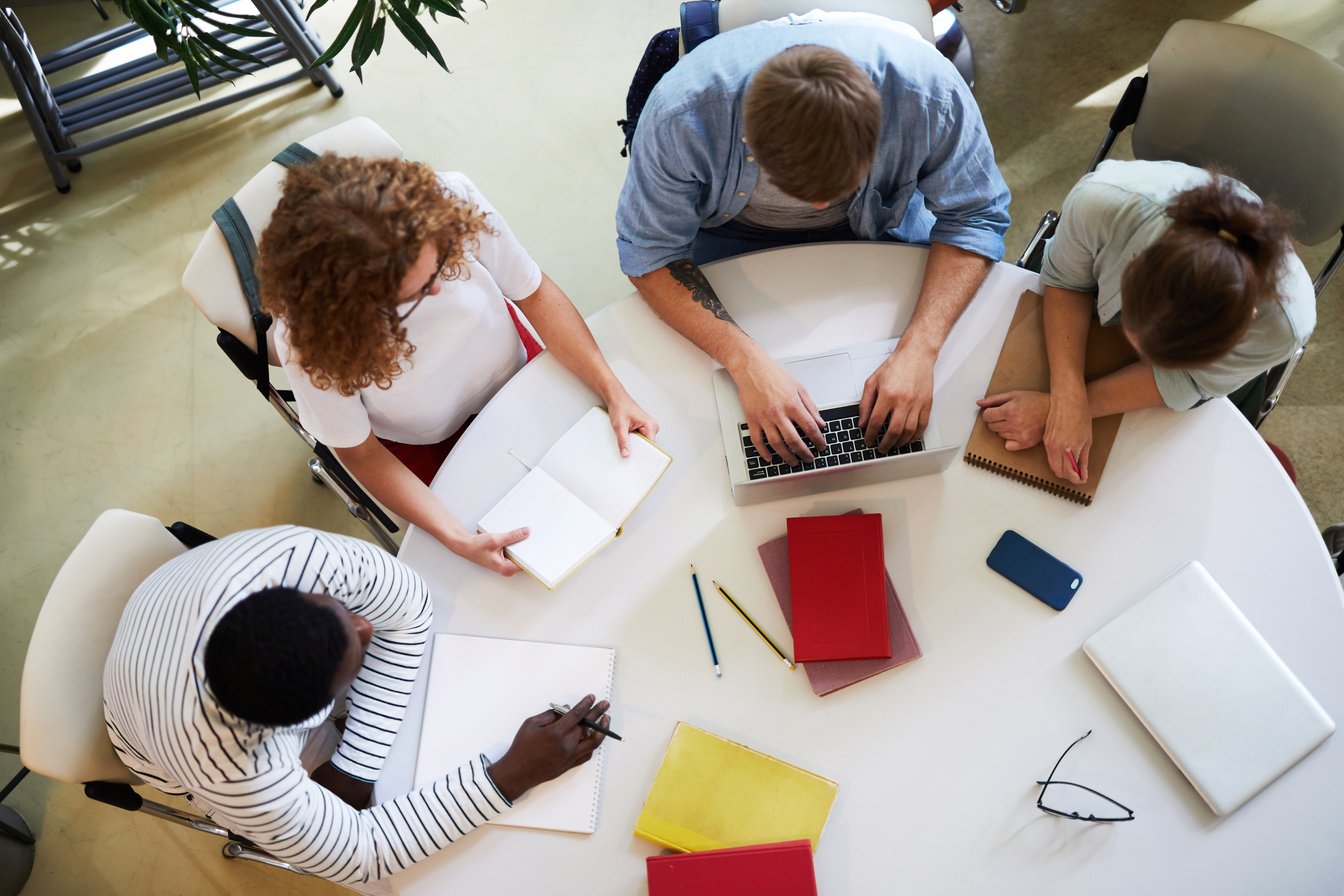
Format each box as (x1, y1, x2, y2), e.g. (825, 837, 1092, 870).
(617, 1, 721, 156)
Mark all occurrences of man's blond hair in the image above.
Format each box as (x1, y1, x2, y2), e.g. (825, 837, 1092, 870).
(743, 44, 881, 202)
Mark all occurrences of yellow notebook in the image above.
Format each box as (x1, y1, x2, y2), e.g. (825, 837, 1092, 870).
(634, 723, 839, 853)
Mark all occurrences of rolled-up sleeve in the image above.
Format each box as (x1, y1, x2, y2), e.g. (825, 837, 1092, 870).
(920, 88, 1011, 262)
(616, 109, 716, 277)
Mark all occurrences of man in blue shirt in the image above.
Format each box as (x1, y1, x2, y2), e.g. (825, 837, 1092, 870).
(615, 13, 1010, 462)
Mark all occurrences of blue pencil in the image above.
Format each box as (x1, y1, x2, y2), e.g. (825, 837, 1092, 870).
(689, 564, 722, 678)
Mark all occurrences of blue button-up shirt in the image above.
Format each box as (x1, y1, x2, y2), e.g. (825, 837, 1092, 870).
(615, 15, 1012, 277)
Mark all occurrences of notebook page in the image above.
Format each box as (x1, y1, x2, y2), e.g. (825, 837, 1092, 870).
(536, 407, 670, 528)
(414, 634, 616, 833)
(478, 467, 615, 588)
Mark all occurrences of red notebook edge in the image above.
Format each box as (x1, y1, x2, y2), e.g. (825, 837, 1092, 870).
(646, 839, 817, 896)
(786, 513, 891, 661)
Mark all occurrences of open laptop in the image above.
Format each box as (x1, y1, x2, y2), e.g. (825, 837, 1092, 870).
(713, 338, 959, 506)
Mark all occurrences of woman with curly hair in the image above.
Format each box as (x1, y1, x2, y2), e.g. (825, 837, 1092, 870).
(976, 159, 1314, 484)
(259, 155, 658, 575)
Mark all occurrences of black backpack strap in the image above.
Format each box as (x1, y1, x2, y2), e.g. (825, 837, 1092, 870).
(618, 28, 683, 157)
(208, 141, 317, 394)
(679, 0, 720, 54)
(273, 142, 319, 168)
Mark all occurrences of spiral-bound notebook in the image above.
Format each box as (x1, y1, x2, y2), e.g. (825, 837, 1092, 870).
(413, 633, 615, 833)
(964, 290, 1136, 505)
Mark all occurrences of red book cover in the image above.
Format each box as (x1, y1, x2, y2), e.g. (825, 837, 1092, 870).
(759, 509, 920, 696)
(646, 839, 817, 896)
(786, 513, 891, 661)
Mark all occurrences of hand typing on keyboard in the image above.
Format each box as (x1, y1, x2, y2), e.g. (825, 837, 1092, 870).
(740, 404, 925, 480)
(730, 354, 827, 465)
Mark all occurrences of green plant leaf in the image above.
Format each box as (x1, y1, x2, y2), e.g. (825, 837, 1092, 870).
(311, 3, 366, 68)
(196, 28, 265, 67)
(371, 15, 385, 53)
(179, 37, 206, 94)
(419, 0, 465, 21)
(386, 0, 446, 69)
(349, 0, 377, 75)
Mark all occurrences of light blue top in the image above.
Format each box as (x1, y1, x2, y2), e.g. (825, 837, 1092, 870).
(614, 15, 1011, 277)
(1041, 159, 1315, 410)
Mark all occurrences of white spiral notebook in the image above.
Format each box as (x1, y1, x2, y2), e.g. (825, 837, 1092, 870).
(413, 633, 616, 833)
(1084, 561, 1334, 816)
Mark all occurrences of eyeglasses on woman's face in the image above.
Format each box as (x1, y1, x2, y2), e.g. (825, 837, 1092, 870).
(388, 248, 450, 323)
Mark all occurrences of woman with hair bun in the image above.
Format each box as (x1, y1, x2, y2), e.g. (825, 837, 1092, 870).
(258, 155, 658, 575)
(977, 159, 1314, 484)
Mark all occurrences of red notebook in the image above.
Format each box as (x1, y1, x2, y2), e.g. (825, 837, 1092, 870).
(786, 513, 891, 661)
(759, 510, 920, 696)
(646, 839, 817, 896)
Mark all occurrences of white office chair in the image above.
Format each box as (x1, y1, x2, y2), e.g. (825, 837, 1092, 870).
(182, 117, 407, 552)
(17, 509, 302, 874)
(1015, 20, 1344, 427)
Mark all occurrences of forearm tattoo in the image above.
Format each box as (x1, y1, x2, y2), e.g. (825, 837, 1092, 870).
(668, 259, 737, 325)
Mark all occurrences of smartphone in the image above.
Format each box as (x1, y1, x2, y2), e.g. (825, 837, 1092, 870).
(986, 530, 1083, 611)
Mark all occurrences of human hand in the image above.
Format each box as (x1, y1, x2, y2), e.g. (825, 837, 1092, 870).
(604, 391, 660, 458)
(859, 346, 935, 451)
(485, 695, 611, 802)
(975, 391, 1050, 451)
(453, 529, 529, 576)
(1042, 388, 1092, 483)
(311, 761, 374, 810)
(732, 354, 826, 465)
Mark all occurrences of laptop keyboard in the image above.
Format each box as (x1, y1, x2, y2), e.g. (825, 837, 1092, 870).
(740, 404, 925, 480)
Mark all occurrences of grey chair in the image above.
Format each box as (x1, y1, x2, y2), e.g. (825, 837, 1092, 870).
(0, 0, 342, 193)
(1015, 19, 1344, 427)
(182, 117, 406, 553)
(17, 509, 304, 875)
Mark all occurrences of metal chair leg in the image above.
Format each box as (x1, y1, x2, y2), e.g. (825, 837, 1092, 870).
(222, 839, 307, 873)
(309, 457, 399, 553)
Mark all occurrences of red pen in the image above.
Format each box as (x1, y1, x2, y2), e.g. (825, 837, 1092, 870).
(1066, 450, 1082, 478)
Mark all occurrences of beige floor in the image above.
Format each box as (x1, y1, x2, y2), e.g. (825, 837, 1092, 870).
(2, 1, 1340, 893)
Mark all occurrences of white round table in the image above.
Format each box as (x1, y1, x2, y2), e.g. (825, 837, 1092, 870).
(381, 242, 1344, 895)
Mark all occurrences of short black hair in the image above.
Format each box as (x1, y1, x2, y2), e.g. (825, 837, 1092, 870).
(204, 586, 350, 726)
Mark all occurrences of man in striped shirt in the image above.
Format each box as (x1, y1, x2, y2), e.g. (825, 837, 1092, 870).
(103, 525, 609, 887)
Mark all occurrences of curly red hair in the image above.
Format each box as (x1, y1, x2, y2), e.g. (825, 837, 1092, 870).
(258, 154, 488, 396)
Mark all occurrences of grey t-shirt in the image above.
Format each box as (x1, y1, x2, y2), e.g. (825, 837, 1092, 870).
(735, 169, 853, 230)
(1039, 159, 1315, 410)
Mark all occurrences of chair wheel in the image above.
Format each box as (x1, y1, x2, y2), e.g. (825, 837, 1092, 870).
(56, 182, 72, 194)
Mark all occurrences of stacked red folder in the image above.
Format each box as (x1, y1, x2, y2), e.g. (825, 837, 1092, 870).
(786, 512, 891, 661)
(759, 509, 920, 696)
(646, 839, 817, 896)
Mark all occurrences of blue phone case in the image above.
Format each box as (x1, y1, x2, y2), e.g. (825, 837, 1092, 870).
(986, 530, 1083, 611)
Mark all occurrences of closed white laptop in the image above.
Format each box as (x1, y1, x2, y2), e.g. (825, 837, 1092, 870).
(713, 337, 960, 505)
(1083, 561, 1334, 816)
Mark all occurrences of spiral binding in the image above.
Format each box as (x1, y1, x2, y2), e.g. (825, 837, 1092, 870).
(964, 453, 1093, 506)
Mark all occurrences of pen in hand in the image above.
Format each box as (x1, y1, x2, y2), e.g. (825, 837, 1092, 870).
(550, 703, 623, 741)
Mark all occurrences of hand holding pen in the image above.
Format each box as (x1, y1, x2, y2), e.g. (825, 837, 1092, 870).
(486, 695, 611, 801)
(550, 703, 623, 740)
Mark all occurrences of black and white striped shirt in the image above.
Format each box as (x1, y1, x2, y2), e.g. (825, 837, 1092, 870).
(103, 526, 510, 884)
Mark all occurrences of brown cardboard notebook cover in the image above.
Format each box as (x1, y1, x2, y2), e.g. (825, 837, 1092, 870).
(964, 290, 1136, 506)
(758, 510, 920, 696)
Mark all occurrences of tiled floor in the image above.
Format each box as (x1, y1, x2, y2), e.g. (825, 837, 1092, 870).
(1, 0, 1340, 892)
